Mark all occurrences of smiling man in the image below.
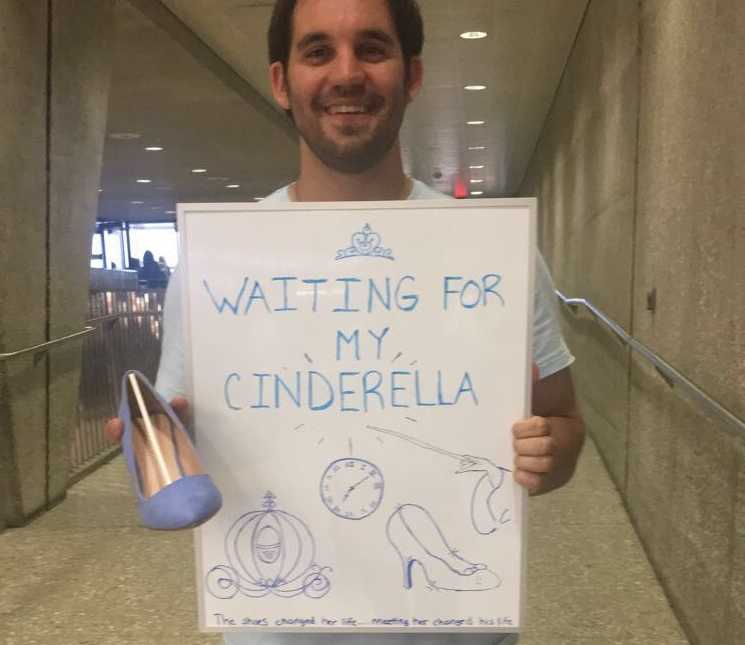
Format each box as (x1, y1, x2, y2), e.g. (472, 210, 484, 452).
(107, 1, 584, 643)
(266, 0, 425, 200)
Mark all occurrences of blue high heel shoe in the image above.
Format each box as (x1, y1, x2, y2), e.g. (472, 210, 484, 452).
(119, 370, 222, 530)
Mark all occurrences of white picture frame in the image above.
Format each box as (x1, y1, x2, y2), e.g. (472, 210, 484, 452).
(177, 198, 535, 634)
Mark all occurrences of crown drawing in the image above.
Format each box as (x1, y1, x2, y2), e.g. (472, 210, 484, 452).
(336, 223, 395, 261)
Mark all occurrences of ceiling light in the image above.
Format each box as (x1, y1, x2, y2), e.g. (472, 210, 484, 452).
(207, 176, 229, 181)
(226, 184, 240, 189)
(136, 178, 151, 183)
(470, 191, 484, 196)
(165, 210, 176, 214)
(468, 146, 487, 151)
(97, 188, 103, 193)
(467, 121, 486, 126)
(108, 132, 141, 140)
(130, 201, 144, 205)
(460, 31, 487, 40)
(145, 146, 164, 151)
(254, 197, 265, 201)
(470, 179, 485, 184)
(470, 165, 485, 169)
(464, 85, 487, 91)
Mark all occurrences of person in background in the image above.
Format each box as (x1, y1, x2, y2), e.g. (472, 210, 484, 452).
(140, 250, 167, 288)
(157, 255, 171, 278)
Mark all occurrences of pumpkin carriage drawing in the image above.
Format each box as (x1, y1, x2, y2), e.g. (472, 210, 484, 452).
(205, 492, 332, 599)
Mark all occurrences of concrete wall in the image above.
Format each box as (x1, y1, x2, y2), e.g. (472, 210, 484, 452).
(0, 1, 114, 528)
(519, 1, 745, 644)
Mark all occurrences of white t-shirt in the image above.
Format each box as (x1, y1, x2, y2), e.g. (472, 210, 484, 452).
(155, 178, 573, 645)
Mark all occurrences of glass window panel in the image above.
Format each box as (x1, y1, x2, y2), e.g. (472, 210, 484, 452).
(104, 227, 125, 270)
(90, 232, 104, 269)
(128, 222, 179, 270)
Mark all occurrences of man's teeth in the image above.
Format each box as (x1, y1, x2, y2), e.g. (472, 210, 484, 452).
(327, 105, 368, 114)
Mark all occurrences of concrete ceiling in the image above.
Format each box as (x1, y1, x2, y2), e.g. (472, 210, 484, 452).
(99, 0, 588, 222)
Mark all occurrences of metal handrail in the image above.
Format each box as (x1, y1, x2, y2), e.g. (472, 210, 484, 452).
(0, 326, 97, 362)
(556, 290, 745, 440)
(0, 308, 165, 363)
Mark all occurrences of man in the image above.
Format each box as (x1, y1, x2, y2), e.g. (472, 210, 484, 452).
(108, 0, 584, 643)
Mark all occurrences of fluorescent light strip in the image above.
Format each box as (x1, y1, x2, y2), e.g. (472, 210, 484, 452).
(460, 31, 487, 40)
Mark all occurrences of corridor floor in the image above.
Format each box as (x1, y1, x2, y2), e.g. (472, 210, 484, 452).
(0, 438, 689, 645)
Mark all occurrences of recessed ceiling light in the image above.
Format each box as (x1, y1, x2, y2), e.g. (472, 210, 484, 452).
(165, 210, 176, 214)
(97, 188, 103, 193)
(470, 191, 484, 196)
(460, 31, 487, 40)
(145, 146, 164, 151)
(130, 201, 144, 205)
(467, 121, 486, 126)
(470, 179, 485, 184)
(254, 197, 265, 201)
(470, 165, 485, 169)
(464, 85, 487, 91)
(468, 146, 487, 151)
(192, 168, 207, 174)
(108, 132, 141, 140)
(136, 178, 151, 183)
(226, 184, 240, 189)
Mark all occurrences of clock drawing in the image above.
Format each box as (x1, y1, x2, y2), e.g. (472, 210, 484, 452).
(320, 458, 385, 520)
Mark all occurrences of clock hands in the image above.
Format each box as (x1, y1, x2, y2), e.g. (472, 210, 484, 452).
(342, 475, 372, 502)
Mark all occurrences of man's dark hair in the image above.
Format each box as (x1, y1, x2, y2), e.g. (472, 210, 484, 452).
(268, 0, 424, 71)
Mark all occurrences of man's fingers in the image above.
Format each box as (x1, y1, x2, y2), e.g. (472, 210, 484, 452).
(514, 435, 555, 457)
(170, 396, 189, 423)
(513, 469, 542, 494)
(515, 455, 554, 474)
(104, 418, 124, 444)
(512, 416, 551, 440)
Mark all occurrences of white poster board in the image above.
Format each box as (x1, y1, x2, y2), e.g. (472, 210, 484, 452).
(178, 199, 535, 635)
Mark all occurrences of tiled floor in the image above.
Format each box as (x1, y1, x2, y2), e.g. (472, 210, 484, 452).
(0, 439, 689, 645)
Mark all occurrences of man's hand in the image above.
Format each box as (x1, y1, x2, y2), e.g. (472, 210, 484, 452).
(512, 366, 584, 496)
(104, 396, 190, 443)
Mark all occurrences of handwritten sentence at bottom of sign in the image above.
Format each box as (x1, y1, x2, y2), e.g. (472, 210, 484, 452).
(212, 613, 514, 628)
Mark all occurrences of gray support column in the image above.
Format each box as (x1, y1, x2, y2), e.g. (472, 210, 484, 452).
(0, 2, 50, 530)
(47, 0, 116, 507)
(0, 0, 114, 528)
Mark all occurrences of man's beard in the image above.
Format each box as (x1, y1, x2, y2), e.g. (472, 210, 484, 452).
(290, 85, 407, 175)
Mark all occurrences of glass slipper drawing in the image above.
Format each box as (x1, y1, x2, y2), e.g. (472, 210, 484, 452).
(119, 370, 222, 530)
(386, 504, 501, 592)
